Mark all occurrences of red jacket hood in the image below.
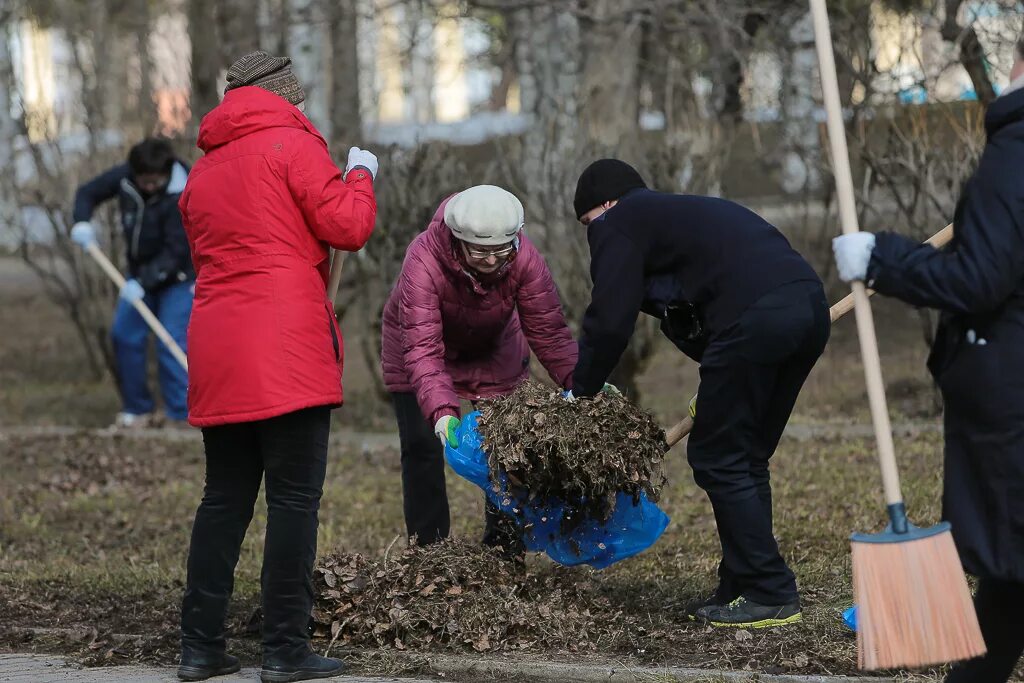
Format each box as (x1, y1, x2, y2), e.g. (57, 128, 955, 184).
(197, 86, 326, 152)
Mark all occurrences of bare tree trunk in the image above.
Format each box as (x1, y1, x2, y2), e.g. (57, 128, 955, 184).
(135, 0, 157, 134)
(777, 8, 823, 194)
(940, 0, 996, 105)
(579, 1, 641, 147)
(288, 0, 327, 129)
(327, 0, 362, 147)
(217, 0, 261, 66)
(188, 0, 221, 129)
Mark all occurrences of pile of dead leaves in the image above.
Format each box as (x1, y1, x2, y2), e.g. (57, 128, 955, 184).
(477, 380, 667, 528)
(311, 538, 609, 654)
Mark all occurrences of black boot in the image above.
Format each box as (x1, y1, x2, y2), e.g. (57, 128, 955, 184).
(177, 652, 241, 681)
(260, 652, 346, 682)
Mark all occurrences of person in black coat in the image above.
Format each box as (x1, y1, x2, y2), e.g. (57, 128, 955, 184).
(70, 138, 194, 428)
(570, 159, 830, 627)
(833, 40, 1024, 683)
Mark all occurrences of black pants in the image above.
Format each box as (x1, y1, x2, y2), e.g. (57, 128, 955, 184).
(180, 406, 331, 664)
(391, 392, 520, 552)
(946, 578, 1024, 683)
(687, 281, 829, 605)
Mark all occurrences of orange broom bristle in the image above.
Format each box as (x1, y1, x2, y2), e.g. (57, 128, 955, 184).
(852, 529, 986, 670)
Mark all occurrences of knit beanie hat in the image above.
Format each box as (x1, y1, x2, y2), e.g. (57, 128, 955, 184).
(573, 159, 647, 219)
(224, 50, 306, 106)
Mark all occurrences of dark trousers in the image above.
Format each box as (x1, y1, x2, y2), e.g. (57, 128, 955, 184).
(391, 392, 520, 552)
(946, 579, 1024, 683)
(181, 406, 331, 664)
(687, 281, 829, 605)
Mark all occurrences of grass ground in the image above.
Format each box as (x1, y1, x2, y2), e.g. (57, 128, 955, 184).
(0, 256, 984, 680)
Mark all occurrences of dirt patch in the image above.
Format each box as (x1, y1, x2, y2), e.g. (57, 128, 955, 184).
(478, 381, 666, 529)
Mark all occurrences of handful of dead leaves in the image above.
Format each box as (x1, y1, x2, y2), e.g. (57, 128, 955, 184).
(476, 380, 667, 530)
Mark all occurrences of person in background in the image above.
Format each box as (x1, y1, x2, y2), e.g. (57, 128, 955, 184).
(70, 138, 192, 428)
(176, 50, 378, 683)
(569, 159, 829, 628)
(380, 185, 578, 557)
(832, 36, 1024, 683)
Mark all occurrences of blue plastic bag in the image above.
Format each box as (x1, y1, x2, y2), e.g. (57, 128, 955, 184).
(444, 411, 670, 569)
(843, 605, 858, 631)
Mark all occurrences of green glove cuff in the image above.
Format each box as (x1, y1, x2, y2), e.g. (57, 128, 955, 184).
(688, 393, 698, 418)
(445, 418, 461, 448)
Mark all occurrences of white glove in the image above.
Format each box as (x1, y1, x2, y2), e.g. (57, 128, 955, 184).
(345, 146, 378, 181)
(70, 221, 96, 248)
(832, 233, 876, 283)
(119, 278, 145, 303)
(434, 415, 459, 447)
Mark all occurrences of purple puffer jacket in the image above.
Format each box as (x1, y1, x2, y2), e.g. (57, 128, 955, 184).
(381, 197, 578, 424)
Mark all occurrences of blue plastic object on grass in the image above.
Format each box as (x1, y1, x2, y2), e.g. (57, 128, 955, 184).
(843, 605, 858, 631)
(444, 411, 670, 569)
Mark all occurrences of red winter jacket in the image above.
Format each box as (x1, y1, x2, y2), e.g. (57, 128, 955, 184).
(180, 86, 376, 427)
(381, 197, 578, 424)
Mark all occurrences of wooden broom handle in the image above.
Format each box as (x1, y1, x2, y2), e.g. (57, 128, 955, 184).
(663, 222, 952, 448)
(84, 242, 189, 371)
(829, 222, 953, 321)
(327, 249, 347, 306)
(810, 0, 903, 506)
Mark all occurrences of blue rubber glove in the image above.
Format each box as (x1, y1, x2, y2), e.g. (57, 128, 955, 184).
(434, 415, 460, 448)
(119, 278, 145, 303)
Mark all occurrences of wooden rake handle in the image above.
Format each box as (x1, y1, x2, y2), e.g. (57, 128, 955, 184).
(83, 242, 188, 371)
(327, 249, 347, 306)
(663, 221, 954, 450)
(810, 0, 904, 507)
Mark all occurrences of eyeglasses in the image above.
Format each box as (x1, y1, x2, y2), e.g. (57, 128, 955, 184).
(464, 243, 516, 260)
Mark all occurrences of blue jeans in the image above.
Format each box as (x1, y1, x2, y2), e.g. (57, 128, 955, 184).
(111, 280, 192, 420)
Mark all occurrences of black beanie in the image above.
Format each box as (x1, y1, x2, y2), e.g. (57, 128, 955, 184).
(573, 159, 647, 219)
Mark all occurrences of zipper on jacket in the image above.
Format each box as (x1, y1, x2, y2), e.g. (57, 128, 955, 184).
(120, 178, 146, 261)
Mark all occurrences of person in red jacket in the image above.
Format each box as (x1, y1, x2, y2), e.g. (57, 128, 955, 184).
(175, 51, 377, 683)
(380, 185, 578, 555)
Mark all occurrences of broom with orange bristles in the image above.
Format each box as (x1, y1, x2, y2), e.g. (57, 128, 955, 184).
(808, 0, 985, 671)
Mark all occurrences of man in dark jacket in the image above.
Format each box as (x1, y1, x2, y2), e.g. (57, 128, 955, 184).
(833, 39, 1024, 683)
(70, 138, 193, 428)
(570, 159, 829, 627)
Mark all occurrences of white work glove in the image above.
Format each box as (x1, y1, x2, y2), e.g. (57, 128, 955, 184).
(832, 233, 876, 283)
(434, 415, 459, 448)
(345, 146, 378, 181)
(119, 278, 145, 303)
(70, 221, 97, 248)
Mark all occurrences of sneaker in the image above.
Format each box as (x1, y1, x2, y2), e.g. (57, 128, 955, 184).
(694, 596, 802, 629)
(177, 653, 241, 681)
(260, 653, 346, 682)
(113, 412, 155, 429)
(684, 593, 730, 622)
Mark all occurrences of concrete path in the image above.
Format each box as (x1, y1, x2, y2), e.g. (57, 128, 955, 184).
(0, 653, 434, 682)
(0, 651, 907, 683)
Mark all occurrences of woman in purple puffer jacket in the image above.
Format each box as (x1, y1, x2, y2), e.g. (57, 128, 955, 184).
(381, 184, 578, 555)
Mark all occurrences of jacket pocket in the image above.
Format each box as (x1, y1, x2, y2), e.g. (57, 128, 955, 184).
(325, 302, 341, 362)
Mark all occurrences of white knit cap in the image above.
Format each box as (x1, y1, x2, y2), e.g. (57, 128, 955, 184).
(443, 185, 524, 246)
